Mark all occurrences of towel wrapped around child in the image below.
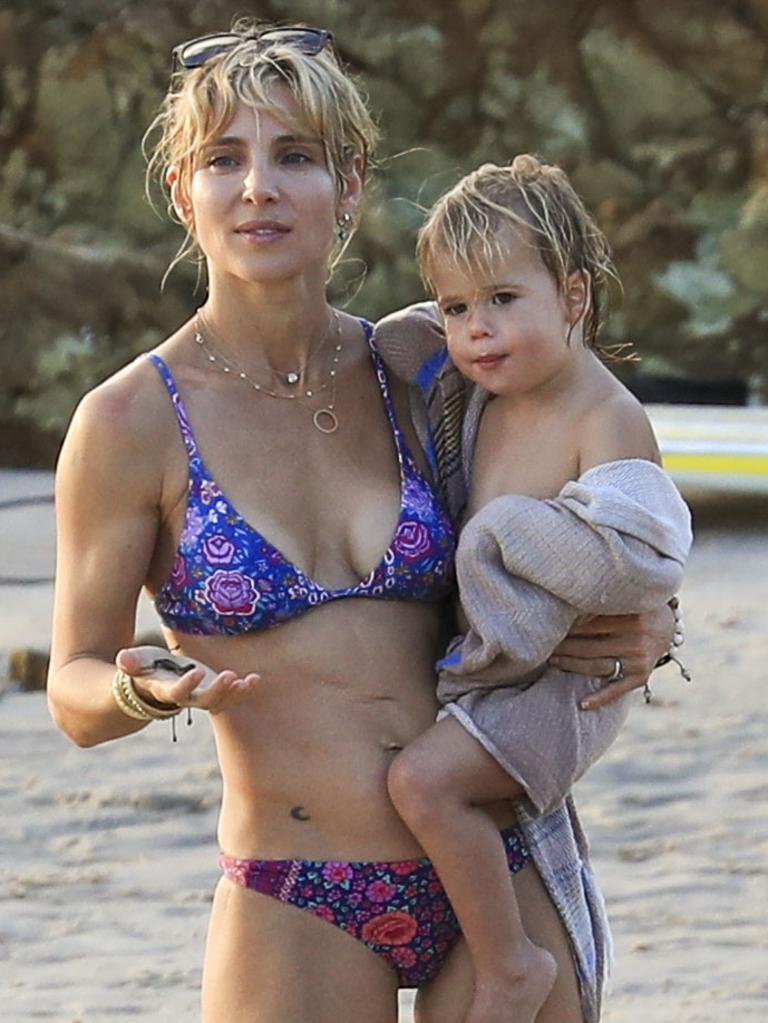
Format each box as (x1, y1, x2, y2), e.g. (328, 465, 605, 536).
(437, 457, 693, 815)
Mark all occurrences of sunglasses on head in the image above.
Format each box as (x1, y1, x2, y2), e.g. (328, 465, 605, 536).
(172, 26, 333, 70)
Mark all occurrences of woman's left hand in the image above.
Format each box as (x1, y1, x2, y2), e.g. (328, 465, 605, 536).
(549, 605, 675, 710)
(115, 645, 261, 715)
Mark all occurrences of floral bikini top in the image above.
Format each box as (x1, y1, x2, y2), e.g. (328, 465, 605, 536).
(148, 321, 456, 636)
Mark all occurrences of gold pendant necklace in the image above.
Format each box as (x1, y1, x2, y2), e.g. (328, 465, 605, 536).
(193, 311, 342, 434)
(312, 406, 338, 434)
(281, 311, 337, 387)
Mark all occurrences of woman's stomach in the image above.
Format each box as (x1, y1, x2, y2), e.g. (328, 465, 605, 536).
(167, 597, 447, 861)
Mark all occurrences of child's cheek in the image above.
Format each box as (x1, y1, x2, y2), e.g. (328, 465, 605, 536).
(445, 336, 470, 374)
(444, 331, 459, 361)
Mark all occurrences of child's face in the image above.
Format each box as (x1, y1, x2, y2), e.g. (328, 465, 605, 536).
(432, 229, 584, 398)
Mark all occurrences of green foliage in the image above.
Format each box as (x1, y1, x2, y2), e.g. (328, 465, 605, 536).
(13, 329, 158, 434)
(2, 0, 768, 463)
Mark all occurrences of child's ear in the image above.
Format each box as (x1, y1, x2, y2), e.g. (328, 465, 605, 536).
(564, 270, 591, 326)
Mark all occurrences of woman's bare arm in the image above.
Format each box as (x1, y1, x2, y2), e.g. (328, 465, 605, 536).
(47, 372, 172, 746)
(48, 369, 261, 746)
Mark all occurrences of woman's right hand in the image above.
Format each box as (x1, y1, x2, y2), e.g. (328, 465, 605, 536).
(116, 645, 261, 715)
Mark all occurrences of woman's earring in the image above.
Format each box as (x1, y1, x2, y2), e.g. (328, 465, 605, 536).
(336, 212, 352, 242)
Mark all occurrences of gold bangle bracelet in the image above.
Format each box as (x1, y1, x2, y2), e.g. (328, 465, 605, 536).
(112, 668, 181, 721)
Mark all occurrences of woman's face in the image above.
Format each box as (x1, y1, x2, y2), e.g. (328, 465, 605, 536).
(177, 86, 360, 287)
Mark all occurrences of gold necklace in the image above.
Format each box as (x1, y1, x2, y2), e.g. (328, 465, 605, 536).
(281, 309, 336, 387)
(193, 312, 343, 434)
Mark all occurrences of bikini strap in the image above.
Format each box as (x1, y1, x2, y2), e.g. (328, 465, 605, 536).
(146, 353, 201, 466)
(363, 321, 408, 474)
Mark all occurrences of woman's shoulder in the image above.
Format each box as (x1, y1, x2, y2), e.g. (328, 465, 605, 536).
(63, 337, 187, 482)
(55, 329, 197, 531)
(75, 354, 169, 441)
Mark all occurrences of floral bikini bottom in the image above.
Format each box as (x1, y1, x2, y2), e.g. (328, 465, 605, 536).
(219, 826, 530, 988)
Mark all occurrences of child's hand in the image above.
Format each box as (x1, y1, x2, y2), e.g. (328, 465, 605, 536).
(549, 605, 674, 710)
(115, 645, 261, 715)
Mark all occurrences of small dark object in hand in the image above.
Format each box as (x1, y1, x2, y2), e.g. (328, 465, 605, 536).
(152, 657, 197, 676)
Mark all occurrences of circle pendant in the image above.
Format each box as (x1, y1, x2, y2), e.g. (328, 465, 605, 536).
(285, 371, 300, 386)
(313, 408, 339, 434)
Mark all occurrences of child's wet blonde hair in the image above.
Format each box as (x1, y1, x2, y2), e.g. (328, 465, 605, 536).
(145, 19, 379, 275)
(417, 155, 619, 350)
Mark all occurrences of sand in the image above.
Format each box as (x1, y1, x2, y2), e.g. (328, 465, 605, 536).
(1, 469, 766, 1022)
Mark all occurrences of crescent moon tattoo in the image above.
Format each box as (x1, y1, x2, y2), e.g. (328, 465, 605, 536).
(290, 805, 311, 822)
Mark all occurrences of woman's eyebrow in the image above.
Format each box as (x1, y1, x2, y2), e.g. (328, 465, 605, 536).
(273, 131, 323, 146)
(201, 134, 244, 150)
(201, 132, 322, 150)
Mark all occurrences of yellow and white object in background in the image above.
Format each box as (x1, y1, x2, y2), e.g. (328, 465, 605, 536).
(646, 404, 768, 494)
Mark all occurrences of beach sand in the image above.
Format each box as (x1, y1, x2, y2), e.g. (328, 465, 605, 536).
(1, 470, 766, 1021)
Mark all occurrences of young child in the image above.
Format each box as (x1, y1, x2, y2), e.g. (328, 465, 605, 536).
(387, 156, 692, 1023)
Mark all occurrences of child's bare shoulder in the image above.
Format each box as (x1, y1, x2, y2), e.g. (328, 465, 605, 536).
(577, 378, 660, 473)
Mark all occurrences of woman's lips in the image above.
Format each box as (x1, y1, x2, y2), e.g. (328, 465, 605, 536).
(235, 221, 291, 240)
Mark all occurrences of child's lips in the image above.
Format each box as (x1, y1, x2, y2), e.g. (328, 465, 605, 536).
(473, 353, 506, 368)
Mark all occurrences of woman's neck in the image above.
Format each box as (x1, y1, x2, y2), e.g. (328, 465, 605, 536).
(199, 273, 333, 375)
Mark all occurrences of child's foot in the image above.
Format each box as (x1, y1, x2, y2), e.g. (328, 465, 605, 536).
(465, 943, 557, 1023)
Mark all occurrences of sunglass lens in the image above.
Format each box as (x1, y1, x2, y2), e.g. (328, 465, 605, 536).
(177, 33, 241, 68)
(257, 28, 329, 55)
(174, 27, 331, 69)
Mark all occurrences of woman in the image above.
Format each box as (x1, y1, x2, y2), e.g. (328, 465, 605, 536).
(47, 24, 674, 1023)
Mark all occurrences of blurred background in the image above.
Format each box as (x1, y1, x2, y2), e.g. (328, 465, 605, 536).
(1, 6, 766, 1022)
(1, 0, 767, 467)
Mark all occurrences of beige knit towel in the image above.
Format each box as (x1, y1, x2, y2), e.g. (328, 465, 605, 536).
(437, 458, 692, 813)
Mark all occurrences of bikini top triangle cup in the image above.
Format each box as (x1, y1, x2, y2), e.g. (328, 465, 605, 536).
(148, 321, 456, 636)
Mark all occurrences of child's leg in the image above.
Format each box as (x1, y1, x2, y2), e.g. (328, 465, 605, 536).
(388, 715, 556, 1023)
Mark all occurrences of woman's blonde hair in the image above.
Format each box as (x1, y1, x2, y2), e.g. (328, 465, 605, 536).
(145, 20, 379, 277)
(417, 155, 619, 350)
